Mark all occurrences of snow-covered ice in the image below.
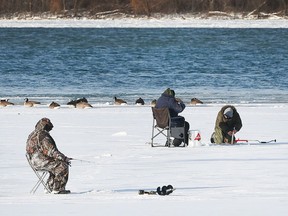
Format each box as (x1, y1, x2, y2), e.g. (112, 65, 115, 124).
(1, 103, 288, 215)
(0, 17, 288, 28)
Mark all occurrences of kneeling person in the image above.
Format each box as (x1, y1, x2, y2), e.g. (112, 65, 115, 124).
(211, 105, 242, 144)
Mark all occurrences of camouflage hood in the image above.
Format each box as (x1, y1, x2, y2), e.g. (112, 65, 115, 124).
(35, 118, 53, 132)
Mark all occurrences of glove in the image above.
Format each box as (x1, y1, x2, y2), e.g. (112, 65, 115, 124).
(65, 157, 72, 166)
(228, 130, 238, 136)
(227, 131, 233, 136)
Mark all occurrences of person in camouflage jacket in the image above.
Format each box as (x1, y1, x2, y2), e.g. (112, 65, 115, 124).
(211, 105, 242, 144)
(26, 118, 71, 194)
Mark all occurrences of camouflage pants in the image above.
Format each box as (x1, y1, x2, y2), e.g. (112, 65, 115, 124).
(214, 128, 235, 144)
(31, 156, 69, 192)
(45, 161, 69, 191)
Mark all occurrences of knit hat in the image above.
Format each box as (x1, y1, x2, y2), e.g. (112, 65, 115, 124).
(163, 88, 175, 97)
(224, 107, 233, 118)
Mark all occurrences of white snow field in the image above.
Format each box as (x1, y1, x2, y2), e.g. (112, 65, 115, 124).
(1, 103, 288, 215)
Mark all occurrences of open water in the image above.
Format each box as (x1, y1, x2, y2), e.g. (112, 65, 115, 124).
(0, 28, 288, 105)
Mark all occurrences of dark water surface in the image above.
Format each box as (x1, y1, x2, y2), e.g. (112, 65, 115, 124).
(1, 28, 287, 105)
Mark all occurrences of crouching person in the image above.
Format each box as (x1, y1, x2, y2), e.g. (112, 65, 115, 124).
(26, 118, 71, 194)
(211, 105, 242, 144)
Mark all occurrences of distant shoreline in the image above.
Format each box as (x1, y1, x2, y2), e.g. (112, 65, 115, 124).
(1, 11, 287, 20)
(1, 11, 288, 28)
(1, 16, 288, 28)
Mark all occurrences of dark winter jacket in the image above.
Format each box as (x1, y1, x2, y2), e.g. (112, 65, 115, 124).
(215, 105, 242, 134)
(155, 88, 185, 117)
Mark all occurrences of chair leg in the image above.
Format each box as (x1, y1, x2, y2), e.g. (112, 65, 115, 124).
(30, 172, 48, 194)
(167, 129, 171, 147)
(26, 154, 51, 194)
(152, 127, 171, 147)
(151, 119, 155, 147)
(151, 119, 174, 147)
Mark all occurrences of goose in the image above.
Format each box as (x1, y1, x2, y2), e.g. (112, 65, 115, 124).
(135, 97, 145, 105)
(67, 97, 88, 107)
(0, 99, 14, 107)
(114, 97, 127, 105)
(150, 99, 157, 107)
(76, 101, 93, 109)
(190, 98, 203, 105)
(49, 101, 60, 109)
(24, 98, 41, 107)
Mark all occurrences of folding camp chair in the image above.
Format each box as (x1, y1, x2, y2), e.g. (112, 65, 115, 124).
(25, 153, 51, 194)
(151, 107, 186, 147)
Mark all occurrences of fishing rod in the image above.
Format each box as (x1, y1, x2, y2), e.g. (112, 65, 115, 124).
(231, 127, 235, 144)
(70, 158, 96, 164)
(235, 138, 277, 144)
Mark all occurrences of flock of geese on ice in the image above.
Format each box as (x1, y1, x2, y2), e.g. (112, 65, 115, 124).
(0, 97, 203, 109)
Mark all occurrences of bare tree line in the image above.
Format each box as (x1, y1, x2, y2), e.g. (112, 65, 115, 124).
(0, 0, 287, 17)
(131, 0, 288, 16)
(0, 0, 128, 13)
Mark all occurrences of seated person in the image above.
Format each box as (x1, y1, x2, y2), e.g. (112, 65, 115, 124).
(26, 118, 71, 194)
(155, 88, 190, 146)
